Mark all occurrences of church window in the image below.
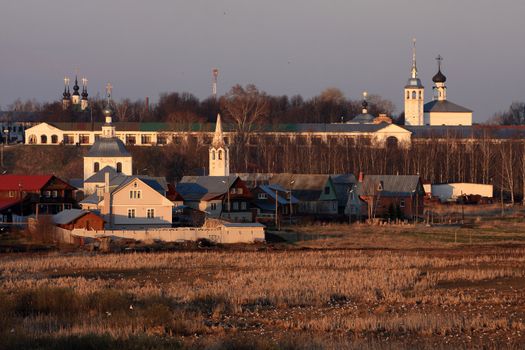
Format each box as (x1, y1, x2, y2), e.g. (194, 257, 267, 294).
(127, 209, 135, 218)
(411, 91, 416, 99)
(406, 91, 410, 99)
(94, 162, 100, 173)
(419, 91, 422, 99)
(147, 208, 155, 219)
(40, 135, 47, 144)
(212, 150, 216, 160)
(116, 162, 122, 173)
(51, 135, 58, 144)
(28, 135, 36, 144)
(218, 150, 222, 160)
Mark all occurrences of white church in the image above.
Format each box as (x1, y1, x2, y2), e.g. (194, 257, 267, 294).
(404, 40, 472, 126)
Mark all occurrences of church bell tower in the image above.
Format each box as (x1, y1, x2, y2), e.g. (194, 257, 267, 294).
(209, 114, 229, 176)
(404, 39, 425, 126)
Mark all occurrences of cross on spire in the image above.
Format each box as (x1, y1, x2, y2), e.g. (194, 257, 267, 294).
(436, 55, 443, 71)
(105, 82, 113, 98)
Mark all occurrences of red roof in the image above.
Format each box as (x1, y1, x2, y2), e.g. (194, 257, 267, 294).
(0, 199, 22, 211)
(0, 175, 55, 191)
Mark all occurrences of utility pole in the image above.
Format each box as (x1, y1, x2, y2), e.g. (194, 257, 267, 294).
(275, 189, 279, 230)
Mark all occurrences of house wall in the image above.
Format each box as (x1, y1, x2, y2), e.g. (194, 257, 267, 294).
(425, 111, 472, 126)
(58, 213, 105, 230)
(359, 194, 424, 219)
(108, 179, 173, 226)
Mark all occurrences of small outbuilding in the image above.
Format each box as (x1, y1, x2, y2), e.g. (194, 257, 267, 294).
(52, 209, 105, 230)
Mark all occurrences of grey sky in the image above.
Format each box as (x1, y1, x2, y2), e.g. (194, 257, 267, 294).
(0, 0, 524, 122)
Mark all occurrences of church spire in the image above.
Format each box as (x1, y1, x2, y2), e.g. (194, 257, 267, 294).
(411, 38, 418, 79)
(212, 113, 225, 147)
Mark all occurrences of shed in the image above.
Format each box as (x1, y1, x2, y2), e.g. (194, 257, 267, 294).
(52, 209, 105, 230)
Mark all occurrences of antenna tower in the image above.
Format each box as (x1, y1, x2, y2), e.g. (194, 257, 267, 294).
(212, 68, 219, 98)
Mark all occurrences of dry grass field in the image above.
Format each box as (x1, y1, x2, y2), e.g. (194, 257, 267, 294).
(1, 221, 525, 349)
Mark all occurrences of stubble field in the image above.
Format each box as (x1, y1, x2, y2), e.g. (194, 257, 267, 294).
(1, 222, 525, 349)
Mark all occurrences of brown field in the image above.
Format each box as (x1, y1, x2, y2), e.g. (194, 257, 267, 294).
(1, 222, 525, 349)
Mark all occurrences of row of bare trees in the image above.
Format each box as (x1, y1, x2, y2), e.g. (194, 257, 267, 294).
(3, 85, 396, 125)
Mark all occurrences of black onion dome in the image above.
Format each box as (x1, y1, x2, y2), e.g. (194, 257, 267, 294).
(81, 89, 88, 99)
(432, 69, 447, 83)
(63, 87, 69, 99)
(72, 77, 80, 95)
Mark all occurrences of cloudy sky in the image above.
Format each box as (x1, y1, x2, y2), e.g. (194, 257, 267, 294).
(0, 0, 524, 122)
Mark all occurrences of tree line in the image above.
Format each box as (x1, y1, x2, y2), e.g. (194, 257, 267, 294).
(4, 85, 396, 125)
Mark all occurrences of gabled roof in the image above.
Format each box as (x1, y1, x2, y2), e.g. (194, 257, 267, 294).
(424, 100, 472, 113)
(270, 174, 332, 201)
(0, 199, 22, 211)
(0, 175, 75, 191)
(86, 137, 131, 158)
(84, 166, 121, 183)
(357, 175, 421, 197)
(177, 175, 239, 201)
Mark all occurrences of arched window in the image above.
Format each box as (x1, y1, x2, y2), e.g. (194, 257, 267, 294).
(116, 162, 122, 173)
(40, 135, 47, 144)
(28, 135, 36, 144)
(419, 91, 422, 99)
(212, 150, 216, 160)
(51, 135, 58, 144)
(411, 91, 416, 99)
(406, 91, 410, 99)
(94, 162, 100, 173)
(218, 150, 222, 160)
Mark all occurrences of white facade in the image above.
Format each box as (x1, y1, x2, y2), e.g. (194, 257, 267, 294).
(424, 111, 473, 126)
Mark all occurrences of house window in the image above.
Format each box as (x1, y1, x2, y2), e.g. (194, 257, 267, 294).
(44, 191, 51, 198)
(147, 208, 155, 219)
(52, 190, 58, 198)
(258, 193, 267, 200)
(241, 202, 247, 210)
(400, 199, 405, 208)
(324, 186, 330, 195)
(129, 190, 141, 199)
(128, 209, 135, 218)
(211, 203, 217, 211)
(237, 188, 243, 195)
(8, 191, 15, 198)
(233, 202, 239, 211)
(230, 188, 236, 194)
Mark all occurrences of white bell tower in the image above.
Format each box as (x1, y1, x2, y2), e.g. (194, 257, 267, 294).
(209, 114, 229, 176)
(404, 39, 425, 126)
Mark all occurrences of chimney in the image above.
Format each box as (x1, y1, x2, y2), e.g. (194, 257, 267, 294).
(358, 171, 364, 183)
